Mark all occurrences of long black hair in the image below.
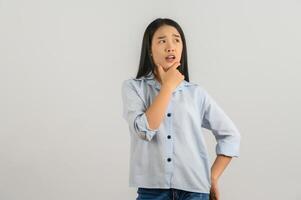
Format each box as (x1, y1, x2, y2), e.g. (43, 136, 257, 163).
(136, 18, 190, 82)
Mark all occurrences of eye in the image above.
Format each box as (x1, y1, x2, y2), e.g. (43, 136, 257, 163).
(159, 40, 166, 44)
(175, 38, 180, 42)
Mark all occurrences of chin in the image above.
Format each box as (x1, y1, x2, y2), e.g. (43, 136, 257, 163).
(164, 62, 176, 70)
(162, 67, 169, 72)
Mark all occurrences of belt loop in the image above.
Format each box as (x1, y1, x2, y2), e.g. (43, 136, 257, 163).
(172, 189, 174, 200)
(173, 188, 175, 200)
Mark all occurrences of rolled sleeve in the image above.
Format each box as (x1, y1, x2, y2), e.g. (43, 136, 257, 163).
(134, 112, 158, 141)
(121, 80, 159, 141)
(201, 90, 241, 158)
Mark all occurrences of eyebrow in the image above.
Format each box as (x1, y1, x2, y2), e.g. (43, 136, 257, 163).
(156, 34, 181, 39)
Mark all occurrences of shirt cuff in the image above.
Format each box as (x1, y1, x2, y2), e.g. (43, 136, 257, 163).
(134, 112, 159, 141)
(215, 137, 241, 158)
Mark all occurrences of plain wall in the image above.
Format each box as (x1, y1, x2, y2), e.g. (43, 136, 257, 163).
(1, 0, 300, 199)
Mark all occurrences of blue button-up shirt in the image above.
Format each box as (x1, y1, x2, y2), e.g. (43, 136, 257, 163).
(121, 72, 241, 193)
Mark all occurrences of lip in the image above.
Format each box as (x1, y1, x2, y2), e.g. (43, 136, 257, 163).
(165, 54, 176, 59)
(165, 54, 176, 63)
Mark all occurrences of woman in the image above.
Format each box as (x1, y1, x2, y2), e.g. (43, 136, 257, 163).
(121, 18, 241, 200)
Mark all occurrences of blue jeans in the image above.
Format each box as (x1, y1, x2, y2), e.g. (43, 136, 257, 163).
(136, 187, 209, 200)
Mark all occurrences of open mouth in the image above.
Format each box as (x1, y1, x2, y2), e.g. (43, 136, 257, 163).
(165, 55, 176, 63)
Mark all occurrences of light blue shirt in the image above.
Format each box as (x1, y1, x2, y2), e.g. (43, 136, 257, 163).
(121, 72, 241, 193)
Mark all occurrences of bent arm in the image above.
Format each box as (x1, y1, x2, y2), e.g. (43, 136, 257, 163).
(145, 85, 173, 130)
(211, 154, 232, 182)
(201, 89, 241, 158)
(122, 80, 173, 141)
(200, 88, 241, 184)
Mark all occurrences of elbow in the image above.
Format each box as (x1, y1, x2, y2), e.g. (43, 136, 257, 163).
(133, 113, 159, 142)
(216, 134, 241, 158)
(134, 128, 157, 142)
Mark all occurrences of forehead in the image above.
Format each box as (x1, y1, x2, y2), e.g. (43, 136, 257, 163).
(153, 25, 180, 38)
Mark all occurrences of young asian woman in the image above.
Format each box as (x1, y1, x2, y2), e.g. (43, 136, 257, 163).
(121, 18, 241, 200)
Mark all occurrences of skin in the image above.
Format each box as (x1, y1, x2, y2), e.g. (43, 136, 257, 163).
(144, 25, 233, 200)
(145, 25, 184, 130)
(150, 25, 183, 72)
(210, 155, 232, 200)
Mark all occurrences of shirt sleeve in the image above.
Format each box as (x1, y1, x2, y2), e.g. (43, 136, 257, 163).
(201, 89, 241, 158)
(121, 79, 159, 141)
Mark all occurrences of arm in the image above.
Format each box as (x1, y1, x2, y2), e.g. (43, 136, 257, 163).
(145, 85, 173, 130)
(121, 79, 177, 141)
(210, 154, 232, 200)
(200, 89, 240, 200)
(146, 62, 184, 129)
(211, 154, 232, 182)
(201, 89, 241, 158)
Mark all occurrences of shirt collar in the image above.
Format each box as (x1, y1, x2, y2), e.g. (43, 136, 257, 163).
(133, 71, 193, 93)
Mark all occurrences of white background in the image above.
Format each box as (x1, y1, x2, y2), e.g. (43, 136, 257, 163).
(1, 0, 300, 199)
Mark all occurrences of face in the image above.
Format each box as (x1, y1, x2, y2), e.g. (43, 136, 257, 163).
(151, 25, 183, 71)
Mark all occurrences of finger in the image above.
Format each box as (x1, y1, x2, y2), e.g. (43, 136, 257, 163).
(156, 64, 165, 78)
(156, 63, 165, 76)
(210, 192, 216, 200)
(169, 62, 181, 71)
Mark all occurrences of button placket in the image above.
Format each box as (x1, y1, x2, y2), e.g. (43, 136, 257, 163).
(166, 111, 172, 140)
(165, 100, 174, 173)
(165, 98, 175, 187)
(166, 110, 173, 165)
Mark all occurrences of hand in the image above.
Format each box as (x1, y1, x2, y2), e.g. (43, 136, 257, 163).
(210, 179, 220, 200)
(154, 62, 184, 91)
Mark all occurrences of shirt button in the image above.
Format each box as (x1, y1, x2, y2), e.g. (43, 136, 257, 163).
(167, 158, 172, 162)
(167, 113, 172, 117)
(167, 135, 171, 139)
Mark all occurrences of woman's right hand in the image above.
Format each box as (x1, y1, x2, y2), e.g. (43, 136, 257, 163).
(155, 62, 184, 91)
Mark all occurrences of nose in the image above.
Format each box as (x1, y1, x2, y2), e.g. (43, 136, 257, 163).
(165, 46, 175, 53)
(165, 41, 175, 53)
(166, 48, 175, 53)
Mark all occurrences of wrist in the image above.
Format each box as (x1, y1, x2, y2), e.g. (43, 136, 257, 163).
(211, 176, 219, 183)
(161, 84, 174, 93)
